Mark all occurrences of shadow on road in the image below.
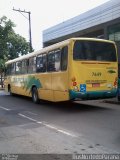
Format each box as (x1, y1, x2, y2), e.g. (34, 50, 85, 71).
(0, 93, 112, 114)
(42, 100, 112, 113)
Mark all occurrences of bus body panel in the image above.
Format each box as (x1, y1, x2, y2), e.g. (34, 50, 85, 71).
(36, 73, 54, 101)
(7, 75, 32, 96)
(69, 61, 117, 99)
(52, 71, 69, 101)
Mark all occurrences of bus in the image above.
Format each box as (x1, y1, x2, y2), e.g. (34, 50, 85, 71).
(4, 38, 118, 103)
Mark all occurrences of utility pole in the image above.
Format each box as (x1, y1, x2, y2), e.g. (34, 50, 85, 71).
(13, 8, 32, 52)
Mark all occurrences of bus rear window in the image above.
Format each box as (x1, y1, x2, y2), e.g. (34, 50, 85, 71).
(73, 40, 117, 62)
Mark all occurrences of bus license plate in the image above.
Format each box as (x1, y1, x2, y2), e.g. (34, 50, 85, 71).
(92, 83, 100, 87)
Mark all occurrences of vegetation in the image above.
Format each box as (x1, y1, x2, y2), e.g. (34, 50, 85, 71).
(0, 16, 33, 72)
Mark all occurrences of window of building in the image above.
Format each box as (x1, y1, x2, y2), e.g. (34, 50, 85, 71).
(108, 23, 120, 42)
(108, 23, 120, 76)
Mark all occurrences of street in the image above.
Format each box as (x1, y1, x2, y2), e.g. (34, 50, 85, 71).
(0, 90, 120, 156)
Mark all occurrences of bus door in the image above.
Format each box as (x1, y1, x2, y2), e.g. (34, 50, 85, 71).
(52, 47, 69, 102)
(36, 54, 53, 101)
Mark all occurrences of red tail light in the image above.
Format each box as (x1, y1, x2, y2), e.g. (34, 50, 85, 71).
(73, 81, 77, 86)
(114, 77, 117, 86)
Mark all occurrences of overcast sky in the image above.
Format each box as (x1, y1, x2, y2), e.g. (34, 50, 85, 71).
(0, 0, 110, 50)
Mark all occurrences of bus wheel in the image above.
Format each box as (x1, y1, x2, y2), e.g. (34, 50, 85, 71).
(32, 87, 39, 104)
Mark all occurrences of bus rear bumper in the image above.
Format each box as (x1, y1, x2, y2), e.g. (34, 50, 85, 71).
(69, 89, 117, 100)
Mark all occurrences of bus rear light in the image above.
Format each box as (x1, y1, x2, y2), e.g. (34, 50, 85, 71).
(114, 77, 117, 86)
(73, 81, 77, 86)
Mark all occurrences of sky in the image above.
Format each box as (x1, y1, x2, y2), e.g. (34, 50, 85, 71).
(0, 0, 110, 51)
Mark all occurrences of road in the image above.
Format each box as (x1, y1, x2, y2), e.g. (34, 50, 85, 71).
(0, 90, 120, 157)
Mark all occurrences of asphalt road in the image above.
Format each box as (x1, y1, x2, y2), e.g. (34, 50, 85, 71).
(0, 90, 120, 155)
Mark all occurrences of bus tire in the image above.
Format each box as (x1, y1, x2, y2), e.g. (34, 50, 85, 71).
(32, 87, 39, 104)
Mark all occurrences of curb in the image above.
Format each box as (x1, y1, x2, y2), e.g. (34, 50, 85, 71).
(104, 100, 120, 105)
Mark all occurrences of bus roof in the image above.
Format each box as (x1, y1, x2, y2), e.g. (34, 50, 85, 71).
(5, 37, 115, 65)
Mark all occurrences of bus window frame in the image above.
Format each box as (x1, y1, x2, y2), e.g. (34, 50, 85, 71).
(61, 46, 68, 71)
(47, 51, 55, 72)
(54, 49, 61, 72)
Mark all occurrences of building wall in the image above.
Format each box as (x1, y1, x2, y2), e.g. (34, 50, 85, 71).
(43, 0, 120, 75)
(43, 0, 120, 45)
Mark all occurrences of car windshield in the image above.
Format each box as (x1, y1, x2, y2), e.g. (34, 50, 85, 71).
(73, 40, 117, 62)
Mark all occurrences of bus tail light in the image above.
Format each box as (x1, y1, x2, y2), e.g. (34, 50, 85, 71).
(72, 76, 77, 86)
(114, 77, 117, 86)
(73, 81, 77, 86)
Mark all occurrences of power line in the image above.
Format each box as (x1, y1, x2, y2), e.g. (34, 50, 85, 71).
(13, 7, 32, 52)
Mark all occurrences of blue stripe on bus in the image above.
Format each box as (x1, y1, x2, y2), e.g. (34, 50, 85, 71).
(69, 89, 117, 100)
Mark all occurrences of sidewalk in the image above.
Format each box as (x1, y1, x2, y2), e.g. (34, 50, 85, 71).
(103, 97, 120, 105)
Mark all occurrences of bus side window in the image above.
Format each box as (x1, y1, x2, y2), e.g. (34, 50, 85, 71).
(37, 54, 47, 73)
(47, 51, 55, 72)
(6, 64, 11, 75)
(36, 55, 43, 72)
(10, 63, 16, 75)
(28, 57, 36, 73)
(61, 46, 68, 71)
(55, 50, 61, 72)
(22, 60, 28, 74)
(16, 61, 22, 74)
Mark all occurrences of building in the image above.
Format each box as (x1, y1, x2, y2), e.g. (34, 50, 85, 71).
(43, 0, 120, 73)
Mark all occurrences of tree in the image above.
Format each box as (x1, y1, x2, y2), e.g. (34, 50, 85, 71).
(0, 16, 33, 71)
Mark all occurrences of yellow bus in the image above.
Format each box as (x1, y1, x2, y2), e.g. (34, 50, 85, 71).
(4, 38, 118, 103)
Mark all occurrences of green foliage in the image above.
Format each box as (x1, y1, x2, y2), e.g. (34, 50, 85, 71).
(0, 16, 34, 70)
